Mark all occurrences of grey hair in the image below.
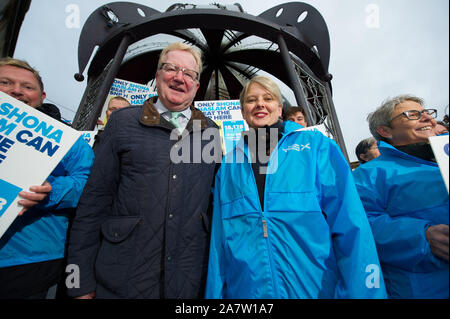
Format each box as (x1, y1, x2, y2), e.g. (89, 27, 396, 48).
(367, 94, 424, 141)
(157, 42, 203, 75)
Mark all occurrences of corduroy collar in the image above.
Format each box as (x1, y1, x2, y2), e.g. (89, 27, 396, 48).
(140, 97, 210, 132)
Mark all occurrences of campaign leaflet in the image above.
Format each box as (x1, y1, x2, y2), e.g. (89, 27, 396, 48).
(99, 78, 157, 127)
(0, 92, 81, 238)
(195, 100, 248, 154)
(429, 134, 449, 193)
(80, 131, 98, 147)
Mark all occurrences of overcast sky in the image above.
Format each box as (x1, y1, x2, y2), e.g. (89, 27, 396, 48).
(13, 0, 449, 161)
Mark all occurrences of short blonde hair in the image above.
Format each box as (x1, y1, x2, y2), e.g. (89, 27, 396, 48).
(157, 42, 203, 76)
(0, 57, 44, 92)
(239, 76, 283, 107)
(108, 95, 130, 106)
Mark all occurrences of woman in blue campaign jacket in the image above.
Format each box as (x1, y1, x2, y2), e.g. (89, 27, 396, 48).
(353, 95, 449, 299)
(205, 76, 386, 299)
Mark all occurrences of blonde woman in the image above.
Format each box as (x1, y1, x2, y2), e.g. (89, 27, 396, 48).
(206, 76, 386, 299)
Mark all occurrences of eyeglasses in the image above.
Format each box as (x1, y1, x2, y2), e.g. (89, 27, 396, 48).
(160, 63, 199, 82)
(390, 109, 437, 122)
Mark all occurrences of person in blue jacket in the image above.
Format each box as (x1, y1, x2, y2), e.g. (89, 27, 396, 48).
(353, 94, 449, 299)
(0, 58, 94, 299)
(205, 76, 386, 299)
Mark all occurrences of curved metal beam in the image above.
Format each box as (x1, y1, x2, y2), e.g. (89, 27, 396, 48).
(85, 9, 327, 81)
(259, 2, 330, 73)
(76, 2, 160, 79)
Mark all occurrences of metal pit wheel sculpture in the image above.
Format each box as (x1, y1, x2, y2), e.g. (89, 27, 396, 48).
(72, 2, 349, 160)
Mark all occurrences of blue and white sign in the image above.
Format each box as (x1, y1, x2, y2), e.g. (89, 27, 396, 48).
(429, 135, 450, 193)
(195, 100, 248, 154)
(0, 91, 81, 238)
(223, 120, 246, 153)
(99, 78, 157, 126)
(0, 179, 22, 219)
(80, 131, 98, 147)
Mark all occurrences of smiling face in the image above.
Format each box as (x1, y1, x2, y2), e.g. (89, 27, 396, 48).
(106, 98, 130, 120)
(155, 50, 200, 112)
(241, 82, 282, 129)
(0, 65, 46, 108)
(286, 111, 307, 127)
(378, 100, 437, 145)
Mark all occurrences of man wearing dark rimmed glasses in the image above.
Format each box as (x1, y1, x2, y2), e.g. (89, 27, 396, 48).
(67, 42, 221, 299)
(353, 94, 449, 299)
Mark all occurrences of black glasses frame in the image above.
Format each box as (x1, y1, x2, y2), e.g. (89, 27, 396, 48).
(390, 109, 437, 122)
(160, 63, 199, 82)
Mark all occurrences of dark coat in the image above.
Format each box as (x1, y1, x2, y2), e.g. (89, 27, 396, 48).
(67, 99, 221, 298)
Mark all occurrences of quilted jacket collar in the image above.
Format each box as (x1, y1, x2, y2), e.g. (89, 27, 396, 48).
(140, 97, 210, 132)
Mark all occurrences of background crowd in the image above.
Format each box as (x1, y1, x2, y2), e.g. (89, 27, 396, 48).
(0, 41, 448, 299)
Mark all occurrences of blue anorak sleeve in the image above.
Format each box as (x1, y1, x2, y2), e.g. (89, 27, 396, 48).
(205, 173, 226, 298)
(317, 138, 387, 299)
(37, 136, 94, 210)
(353, 169, 445, 273)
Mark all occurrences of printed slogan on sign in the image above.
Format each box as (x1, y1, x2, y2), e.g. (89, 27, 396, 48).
(99, 78, 157, 126)
(195, 100, 248, 154)
(0, 92, 81, 238)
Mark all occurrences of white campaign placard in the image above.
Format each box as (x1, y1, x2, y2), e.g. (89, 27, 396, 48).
(80, 130, 98, 147)
(0, 92, 82, 238)
(99, 78, 157, 127)
(429, 135, 449, 193)
(195, 100, 248, 154)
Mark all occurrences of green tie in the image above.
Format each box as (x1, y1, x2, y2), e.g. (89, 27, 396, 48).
(168, 111, 181, 129)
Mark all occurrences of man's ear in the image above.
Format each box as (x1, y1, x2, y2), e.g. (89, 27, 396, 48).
(376, 125, 392, 139)
(359, 153, 369, 162)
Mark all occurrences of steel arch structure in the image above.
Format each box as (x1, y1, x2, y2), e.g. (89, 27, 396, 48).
(72, 2, 349, 160)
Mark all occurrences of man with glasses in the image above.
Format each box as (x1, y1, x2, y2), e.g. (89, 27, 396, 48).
(67, 42, 221, 298)
(353, 94, 449, 299)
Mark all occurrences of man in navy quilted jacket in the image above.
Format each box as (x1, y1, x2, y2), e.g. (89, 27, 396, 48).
(67, 42, 221, 298)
